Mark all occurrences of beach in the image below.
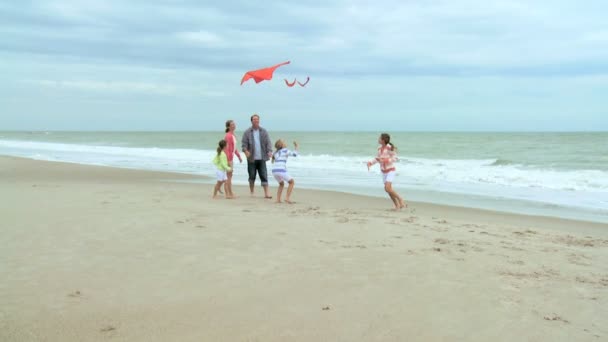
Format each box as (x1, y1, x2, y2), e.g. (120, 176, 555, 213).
(1, 155, 607, 341)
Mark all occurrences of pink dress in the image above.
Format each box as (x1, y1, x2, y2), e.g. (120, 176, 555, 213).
(224, 131, 242, 163)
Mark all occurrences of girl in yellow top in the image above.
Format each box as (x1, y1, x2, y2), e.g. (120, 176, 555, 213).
(212, 139, 232, 198)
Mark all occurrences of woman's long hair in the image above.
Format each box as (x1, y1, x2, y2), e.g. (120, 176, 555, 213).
(225, 120, 233, 133)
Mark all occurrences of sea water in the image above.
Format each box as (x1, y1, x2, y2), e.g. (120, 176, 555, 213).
(1, 131, 607, 223)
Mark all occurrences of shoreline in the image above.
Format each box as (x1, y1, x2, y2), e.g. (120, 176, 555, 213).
(1, 155, 607, 341)
(0, 155, 608, 224)
(3, 154, 607, 226)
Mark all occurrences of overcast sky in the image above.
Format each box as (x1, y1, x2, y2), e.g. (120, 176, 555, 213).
(1, 0, 607, 131)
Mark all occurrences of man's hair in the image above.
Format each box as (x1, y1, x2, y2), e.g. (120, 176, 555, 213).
(250, 114, 260, 122)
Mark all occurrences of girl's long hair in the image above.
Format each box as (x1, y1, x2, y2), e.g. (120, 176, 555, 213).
(217, 139, 227, 156)
(380, 133, 397, 151)
(271, 139, 284, 163)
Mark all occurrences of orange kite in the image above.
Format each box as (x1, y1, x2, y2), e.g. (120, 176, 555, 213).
(240, 61, 290, 85)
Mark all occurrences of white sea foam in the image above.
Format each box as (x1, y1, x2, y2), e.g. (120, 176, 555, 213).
(1, 139, 607, 218)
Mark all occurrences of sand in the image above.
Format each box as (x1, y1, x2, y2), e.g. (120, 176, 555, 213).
(1, 155, 606, 341)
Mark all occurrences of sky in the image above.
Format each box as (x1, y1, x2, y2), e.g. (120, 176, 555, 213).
(1, 0, 607, 131)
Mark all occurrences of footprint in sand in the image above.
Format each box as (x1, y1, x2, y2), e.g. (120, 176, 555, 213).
(552, 235, 597, 247)
(338, 209, 359, 215)
(568, 253, 592, 267)
(336, 217, 349, 223)
(341, 244, 367, 249)
(100, 325, 116, 333)
(401, 216, 418, 223)
(292, 206, 323, 216)
(508, 260, 525, 265)
(576, 276, 608, 287)
(67, 290, 82, 298)
(543, 314, 569, 324)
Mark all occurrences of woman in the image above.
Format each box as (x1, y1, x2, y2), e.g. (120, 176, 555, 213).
(224, 120, 243, 198)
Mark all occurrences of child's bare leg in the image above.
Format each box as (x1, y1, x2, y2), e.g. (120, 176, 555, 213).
(391, 192, 405, 209)
(213, 181, 222, 198)
(276, 182, 284, 203)
(396, 193, 407, 208)
(285, 179, 295, 203)
(385, 183, 401, 209)
(389, 193, 400, 209)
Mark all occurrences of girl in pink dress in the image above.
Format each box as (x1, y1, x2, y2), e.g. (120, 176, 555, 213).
(224, 120, 243, 198)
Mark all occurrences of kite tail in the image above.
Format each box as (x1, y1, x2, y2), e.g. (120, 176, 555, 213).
(297, 76, 310, 87)
(284, 78, 297, 87)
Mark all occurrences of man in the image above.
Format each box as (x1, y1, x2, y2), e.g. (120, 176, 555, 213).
(241, 113, 273, 198)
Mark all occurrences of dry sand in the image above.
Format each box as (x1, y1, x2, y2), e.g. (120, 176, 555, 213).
(1, 155, 606, 341)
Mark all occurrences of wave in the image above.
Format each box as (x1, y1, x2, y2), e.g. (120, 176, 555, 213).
(489, 158, 515, 166)
(1, 140, 607, 211)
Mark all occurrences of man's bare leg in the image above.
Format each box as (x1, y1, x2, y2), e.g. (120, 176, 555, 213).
(263, 185, 272, 198)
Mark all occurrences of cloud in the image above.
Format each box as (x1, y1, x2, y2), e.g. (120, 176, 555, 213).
(20, 79, 225, 97)
(1, 0, 607, 131)
(176, 30, 224, 45)
(0, 0, 605, 77)
(584, 30, 608, 42)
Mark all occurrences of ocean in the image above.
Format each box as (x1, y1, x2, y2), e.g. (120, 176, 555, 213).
(1, 131, 607, 223)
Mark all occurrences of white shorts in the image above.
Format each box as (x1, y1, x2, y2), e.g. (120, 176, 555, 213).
(273, 171, 293, 183)
(216, 170, 227, 181)
(382, 171, 396, 184)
